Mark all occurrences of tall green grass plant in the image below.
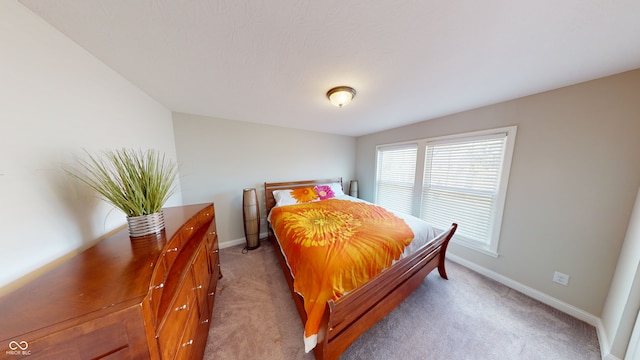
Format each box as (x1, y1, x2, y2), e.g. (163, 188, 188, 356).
(69, 148, 178, 217)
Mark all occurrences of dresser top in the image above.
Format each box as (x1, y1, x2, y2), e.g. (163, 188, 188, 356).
(0, 203, 213, 340)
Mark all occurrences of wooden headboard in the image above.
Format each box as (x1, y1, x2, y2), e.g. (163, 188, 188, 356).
(264, 178, 343, 216)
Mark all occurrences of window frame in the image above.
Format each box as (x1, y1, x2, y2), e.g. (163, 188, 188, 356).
(374, 126, 517, 257)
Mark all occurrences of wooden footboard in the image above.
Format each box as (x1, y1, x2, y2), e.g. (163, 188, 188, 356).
(264, 179, 457, 360)
(316, 223, 456, 360)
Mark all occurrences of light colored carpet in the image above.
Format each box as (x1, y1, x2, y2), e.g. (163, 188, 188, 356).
(204, 241, 600, 360)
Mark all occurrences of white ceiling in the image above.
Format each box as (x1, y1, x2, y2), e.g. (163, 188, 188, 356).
(19, 0, 640, 137)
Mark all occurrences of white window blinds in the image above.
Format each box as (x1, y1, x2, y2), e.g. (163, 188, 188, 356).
(373, 126, 516, 256)
(375, 144, 417, 215)
(420, 133, 507, 246)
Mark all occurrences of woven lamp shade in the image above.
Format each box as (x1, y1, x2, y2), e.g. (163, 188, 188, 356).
(242, 188, 260, 250)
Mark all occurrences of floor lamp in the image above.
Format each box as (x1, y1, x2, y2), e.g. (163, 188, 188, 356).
(242, 188, 260, 250)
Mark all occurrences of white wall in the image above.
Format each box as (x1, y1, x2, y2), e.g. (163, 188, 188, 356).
(172, 112, 356, 248)
(356, 69, 640, 319)
(0, 1, 182, 293)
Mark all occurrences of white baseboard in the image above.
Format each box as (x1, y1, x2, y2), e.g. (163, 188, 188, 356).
(219, 238, 246, 249)
(218, 232, 270, 249)
(446, 253, 618, 360)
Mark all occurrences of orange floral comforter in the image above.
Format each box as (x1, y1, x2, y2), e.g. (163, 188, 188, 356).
(268, 199, 415, 351)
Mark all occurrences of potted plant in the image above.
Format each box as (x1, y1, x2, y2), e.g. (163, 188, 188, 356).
(68, 148, 178, 237)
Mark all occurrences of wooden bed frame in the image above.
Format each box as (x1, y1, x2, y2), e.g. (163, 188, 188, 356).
(264, 178, 457, 360)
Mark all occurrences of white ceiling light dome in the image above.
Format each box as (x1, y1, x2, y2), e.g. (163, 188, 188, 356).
(327, 86, 356, 107)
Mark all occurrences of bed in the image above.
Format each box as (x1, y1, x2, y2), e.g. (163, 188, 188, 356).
(264, 178, 457, 360)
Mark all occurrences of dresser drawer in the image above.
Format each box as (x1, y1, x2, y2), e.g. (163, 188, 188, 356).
(14, 323, 129, 360)
(198, 205, 215, 226)
(180, 217, 198, 245)
(209, 250, 219, 276)
(192, 247, 210, 310)
(9, 307, 147, 360)
(207, 257, 220, 313)
(206, 221, 219, 268)
(173, 304, 201, 360)
(164, 215, 198, 270)
(163, 234, 183, 269)
(148, 257, 167, 324)
(205, 221, 218, 250)
(209, 245, 219, 275)
(192, 246, 209, 285)
(157, 274, 196, 360)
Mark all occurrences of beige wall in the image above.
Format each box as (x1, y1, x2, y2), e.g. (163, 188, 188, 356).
(172, 112, 356, 248)
(356, 69, 640, 318)
(0, 2, 181, 293)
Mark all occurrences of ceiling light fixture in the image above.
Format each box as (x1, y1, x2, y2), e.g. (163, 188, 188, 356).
(327, 86, 356, 107)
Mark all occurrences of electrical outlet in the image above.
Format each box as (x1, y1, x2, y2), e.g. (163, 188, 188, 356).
(553, 271, 569, 286)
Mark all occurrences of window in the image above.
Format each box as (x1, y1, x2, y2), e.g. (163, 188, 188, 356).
(374, 126, 517, 256)
(375, 143, 417, 215)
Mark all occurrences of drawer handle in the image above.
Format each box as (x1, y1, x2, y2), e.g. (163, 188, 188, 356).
(166, 247, 179, 253)
(175, 304, 188, 311)
(154, 283, 164, 289)
(182, 340, 194, 347)
(213, 249, 219, 253)
(193, 285, 203, 290)
(202, 319, 209, 324)
(209, 231, 216, 235)
(187, 226, 194, 231)
(208, 291, 215, 296)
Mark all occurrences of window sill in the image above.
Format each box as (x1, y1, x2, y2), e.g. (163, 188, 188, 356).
(451, 237, 499, 258)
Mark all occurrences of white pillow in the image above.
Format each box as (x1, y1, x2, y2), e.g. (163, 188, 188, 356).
(272, 183, 343, 207)
(273, 189, 298, 206)
(323, 182, 345, 197)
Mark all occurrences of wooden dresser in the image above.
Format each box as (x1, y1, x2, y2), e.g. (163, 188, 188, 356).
(0, 203, 220, 360)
